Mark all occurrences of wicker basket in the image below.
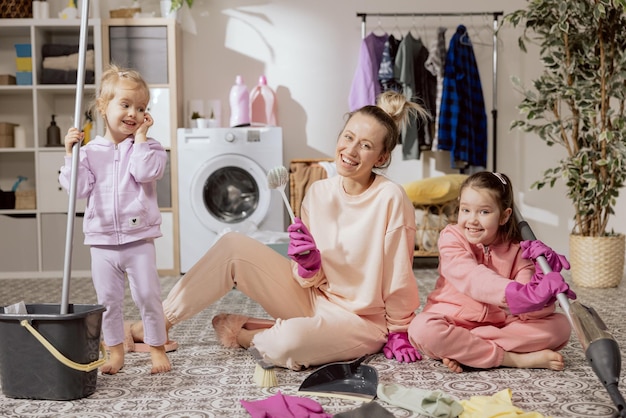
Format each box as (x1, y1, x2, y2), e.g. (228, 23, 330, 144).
(570, 234, 625, 288)
(414, 199, 459, 257)
(15, 190, 36, 210)
(0, 0, 32, 18)
(109, 8, 141, 18)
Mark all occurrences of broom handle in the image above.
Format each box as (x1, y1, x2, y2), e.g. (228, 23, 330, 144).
(61, 0, 90, 315)
(513, 205, 571, 314)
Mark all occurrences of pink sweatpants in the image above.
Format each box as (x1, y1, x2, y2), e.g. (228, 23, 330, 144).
(91, 240, 166, 347)
(408, 311, 571, 368)
(163, 232, 386, 370)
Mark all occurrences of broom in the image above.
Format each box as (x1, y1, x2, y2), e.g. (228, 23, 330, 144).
(249, 347, 277, 388)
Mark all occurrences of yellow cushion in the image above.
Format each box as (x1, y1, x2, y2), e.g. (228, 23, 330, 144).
(402, 174, 468, 205)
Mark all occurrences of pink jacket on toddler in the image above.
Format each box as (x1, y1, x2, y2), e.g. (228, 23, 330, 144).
(59, 135, 167, 246)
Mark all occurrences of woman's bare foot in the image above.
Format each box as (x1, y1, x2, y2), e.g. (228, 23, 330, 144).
(443, 358, 463, 373)
(101, 343, 124, 374)
(502, 349, 565, 371)
(130, 319, 172, 344)
(150, 345, 172, 374)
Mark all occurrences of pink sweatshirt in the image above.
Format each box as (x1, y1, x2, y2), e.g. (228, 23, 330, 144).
(59, 135, 167, 246)
(299, 174, 419, 333)
(423, 224, 554, 323)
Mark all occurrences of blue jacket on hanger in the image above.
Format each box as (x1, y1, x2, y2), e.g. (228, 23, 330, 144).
(437, 25, 487, 169)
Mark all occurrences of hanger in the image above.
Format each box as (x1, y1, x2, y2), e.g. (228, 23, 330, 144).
(392, 15, 403, 39)
(466, 15, 492, 46)
(372, 16, 386, 36)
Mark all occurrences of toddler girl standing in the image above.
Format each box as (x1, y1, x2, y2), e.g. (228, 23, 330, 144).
(59, 64, 170, 374)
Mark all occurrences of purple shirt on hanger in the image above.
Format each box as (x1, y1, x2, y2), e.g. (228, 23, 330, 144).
(349, 32, 388, 111)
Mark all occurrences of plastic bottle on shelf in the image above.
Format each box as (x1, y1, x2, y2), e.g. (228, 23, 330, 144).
(249, 75, 278, 126)
(46, 114, 61, 147)
(229, 75, 250, 127)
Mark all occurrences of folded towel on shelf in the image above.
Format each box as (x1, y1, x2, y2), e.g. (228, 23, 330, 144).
(42, 50, 95, 71)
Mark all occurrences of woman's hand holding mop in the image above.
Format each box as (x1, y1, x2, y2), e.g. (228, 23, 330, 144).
(287, 218, 321, 278)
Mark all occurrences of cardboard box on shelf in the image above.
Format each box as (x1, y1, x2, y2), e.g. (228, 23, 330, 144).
(0, 75, 16, 85)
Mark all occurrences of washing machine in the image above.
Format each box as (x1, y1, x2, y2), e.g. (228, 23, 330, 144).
(177, 127, 285, 273)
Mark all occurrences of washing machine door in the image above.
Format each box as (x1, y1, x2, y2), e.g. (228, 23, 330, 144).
(190, 154, 271, 234)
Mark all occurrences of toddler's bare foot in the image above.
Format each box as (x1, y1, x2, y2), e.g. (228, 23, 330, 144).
(150, 345, 172, 374)
(101, 343, 124, 374)
(502, 349, 564, 371)
(443, 357, 463, 373)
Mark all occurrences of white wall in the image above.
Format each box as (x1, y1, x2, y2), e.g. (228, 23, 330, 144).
(95, 0, 625, 258)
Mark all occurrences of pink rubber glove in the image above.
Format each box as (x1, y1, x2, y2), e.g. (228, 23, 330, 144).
(382, 332, 421, 363)
(287, 217, 321, 279)
(505, 271, 577, 315)
(241, 391, 332, 418)
(520, 240, 570, 273)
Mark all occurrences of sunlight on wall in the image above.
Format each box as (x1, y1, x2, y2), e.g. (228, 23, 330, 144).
(222, 9, 274, 63)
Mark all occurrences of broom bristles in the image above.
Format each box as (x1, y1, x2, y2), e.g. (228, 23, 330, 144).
(253, 363, 278, 387)
(249, 346, 278, 387)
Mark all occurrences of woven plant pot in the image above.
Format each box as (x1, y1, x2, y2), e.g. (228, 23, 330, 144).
(569, 234, 625, 288)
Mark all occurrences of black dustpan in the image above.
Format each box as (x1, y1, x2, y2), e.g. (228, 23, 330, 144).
(297, 356, 378, 401)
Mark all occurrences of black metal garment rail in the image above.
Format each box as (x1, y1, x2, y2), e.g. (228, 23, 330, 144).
(356, 11, 503, 171)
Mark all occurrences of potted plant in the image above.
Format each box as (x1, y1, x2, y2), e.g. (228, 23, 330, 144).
(191, 111, 207, 129)
(170, 0, 193, 12)
(161, 0, 193, 18)
(506, 0, 626, 287)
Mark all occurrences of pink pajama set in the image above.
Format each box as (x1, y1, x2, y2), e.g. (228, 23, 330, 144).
(408, 224, 571, 369)
(163, 175, 420, 370)
(59, 135, 169, 348)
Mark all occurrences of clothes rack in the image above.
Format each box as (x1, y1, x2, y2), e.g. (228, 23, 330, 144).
(356, 11, 503, 171)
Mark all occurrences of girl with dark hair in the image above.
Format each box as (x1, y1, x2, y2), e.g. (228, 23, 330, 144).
(408, 171, 576, 373)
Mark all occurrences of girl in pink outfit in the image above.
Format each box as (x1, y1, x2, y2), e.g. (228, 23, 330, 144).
(59, 64, 170, 375)
(129, 91, 429, 371)
(408, 171, 576, 373)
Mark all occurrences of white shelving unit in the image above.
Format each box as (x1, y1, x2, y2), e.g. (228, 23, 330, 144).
(0, 16, 182, 278)
(101, 18, 183, 275)
(0, 18, 102, 278)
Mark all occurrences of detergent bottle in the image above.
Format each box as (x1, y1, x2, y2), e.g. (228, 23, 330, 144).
(249, 75, 278, 126)
(229, 75, 250, 127)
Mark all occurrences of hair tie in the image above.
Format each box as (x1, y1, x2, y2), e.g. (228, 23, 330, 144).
(492, 172, 507, 185)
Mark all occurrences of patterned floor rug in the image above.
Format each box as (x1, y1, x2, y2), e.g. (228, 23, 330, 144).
(0, 266, 625, 418)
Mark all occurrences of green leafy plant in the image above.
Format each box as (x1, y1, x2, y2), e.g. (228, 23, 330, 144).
(506, 0, 626, 237)
(170, 0, 193, 11)
(191, 111, 203, 119)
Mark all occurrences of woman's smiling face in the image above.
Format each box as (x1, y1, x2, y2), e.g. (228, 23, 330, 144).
(335, 112, 388, 192)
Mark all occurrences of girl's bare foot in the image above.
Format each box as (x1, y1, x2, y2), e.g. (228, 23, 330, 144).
(101, 343, 124, 374)
(502, 349, 565, 370)
(150, 345, 172, 374)
(443, 358, 463, 373)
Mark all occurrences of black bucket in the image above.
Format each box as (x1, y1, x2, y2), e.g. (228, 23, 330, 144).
(0, 303, 106, 400)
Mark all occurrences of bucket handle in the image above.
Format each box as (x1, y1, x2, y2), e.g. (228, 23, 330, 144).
(20, 320, 106, 372)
